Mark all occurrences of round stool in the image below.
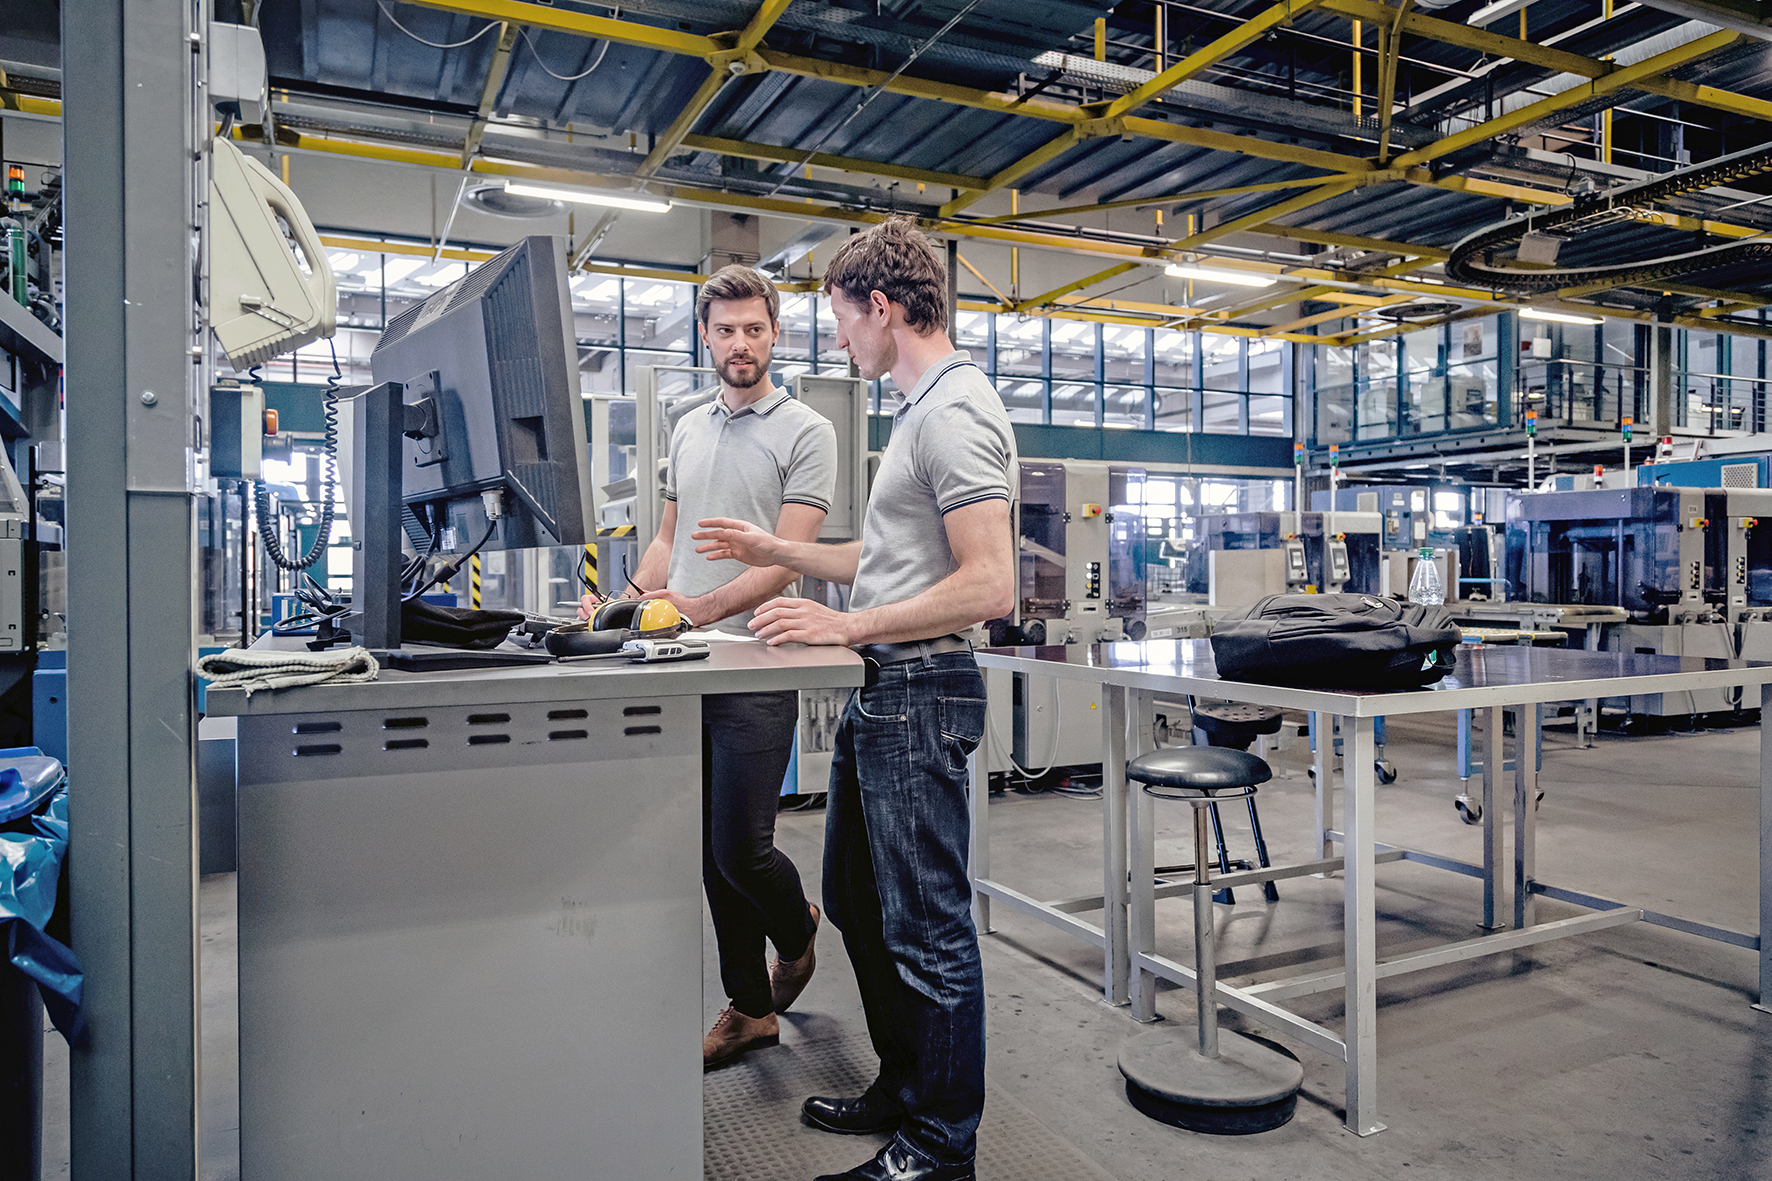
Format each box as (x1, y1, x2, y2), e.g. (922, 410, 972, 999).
(1190, 703, 1284, 751)
(1117, 748, 1303, 1136)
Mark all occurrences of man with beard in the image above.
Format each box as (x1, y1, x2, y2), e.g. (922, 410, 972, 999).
(581, 264, 837, 1069)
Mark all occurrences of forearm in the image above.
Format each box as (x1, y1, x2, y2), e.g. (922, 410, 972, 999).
(690, 564, 802, 624)
(771, 538, 862, 584)
(631, 534, 672, 593)
(842, 563, 1010, 645)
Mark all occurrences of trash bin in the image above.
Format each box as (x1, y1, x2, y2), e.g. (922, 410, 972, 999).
(0, 748, 79, 1181)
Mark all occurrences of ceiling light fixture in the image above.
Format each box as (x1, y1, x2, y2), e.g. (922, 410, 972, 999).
(1164, 263, 1277, 288)
(1520, 308, 1602, 325)
(503, 180, 671, 213)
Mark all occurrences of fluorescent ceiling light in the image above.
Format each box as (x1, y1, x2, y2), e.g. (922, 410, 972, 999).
(415, 262, 468, 288)
(504, 179, 671, 213)
(327, 251, 360, 272)
(381, 257, 426, 284)
(1520, 308, 1602, 325)
(1467, 0, 1534, 26)
(1165, 264, 1276, 288)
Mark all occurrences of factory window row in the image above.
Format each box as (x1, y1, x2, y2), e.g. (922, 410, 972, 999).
(247, 251, 1291, 439)
(1310, 313, 1772, 448)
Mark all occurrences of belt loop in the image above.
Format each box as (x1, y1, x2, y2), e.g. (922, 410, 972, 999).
(918, 639, 935, 668)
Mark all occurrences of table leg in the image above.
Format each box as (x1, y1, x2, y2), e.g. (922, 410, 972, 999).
(1513, 704, 1540, 930)
(1312, 711, 1332, 863)
(1583, 623, 1601, 748)
(1482, 705, 1507, 932)
(1102, 683, 1130, 1006)
(1129, 755, 1159, 1023)
(967, 741, 990, 936)
(1343, 714, 1384, 1136)
(1758, 683, 1772, 1014)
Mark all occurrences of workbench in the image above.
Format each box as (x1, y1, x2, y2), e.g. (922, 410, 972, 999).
(969, 639, 1772, 1136)
(205, 639, 862, 1181)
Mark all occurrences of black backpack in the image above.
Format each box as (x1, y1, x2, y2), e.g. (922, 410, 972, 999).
(1209, 594, 1463, 690)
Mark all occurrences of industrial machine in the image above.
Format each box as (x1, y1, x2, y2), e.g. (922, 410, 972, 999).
(1181, 510, 1382, 601)
(1505, 485, 1772, 719)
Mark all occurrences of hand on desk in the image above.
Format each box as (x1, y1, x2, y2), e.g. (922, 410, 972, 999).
(750, 596, 850, 647)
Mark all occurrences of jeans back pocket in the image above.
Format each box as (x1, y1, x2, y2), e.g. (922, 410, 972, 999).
(938, 696, 988, 763)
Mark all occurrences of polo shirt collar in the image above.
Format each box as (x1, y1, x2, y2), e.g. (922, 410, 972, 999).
(899, 350, 973, 409)
(711, 384, 791, 419)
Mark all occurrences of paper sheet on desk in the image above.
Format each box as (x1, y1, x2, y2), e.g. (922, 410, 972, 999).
(685, 629, 761, 642)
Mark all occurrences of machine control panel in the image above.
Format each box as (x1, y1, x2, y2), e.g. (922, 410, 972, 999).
(1084, 560, 1101, 599)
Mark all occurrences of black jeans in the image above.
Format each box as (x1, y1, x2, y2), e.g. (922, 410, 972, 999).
(823, 651, 988, 1166)
(703, 690, 817, 1020)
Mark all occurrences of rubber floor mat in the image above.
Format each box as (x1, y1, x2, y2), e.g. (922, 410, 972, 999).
(703, 1024, 1118, 1180)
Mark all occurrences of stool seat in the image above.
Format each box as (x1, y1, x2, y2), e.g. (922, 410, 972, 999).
(1192, 703, 1284, 747)
(1127, 747, 1272, 792)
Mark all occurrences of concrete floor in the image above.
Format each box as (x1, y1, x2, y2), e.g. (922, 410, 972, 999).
(37, 710, 1772, 1179)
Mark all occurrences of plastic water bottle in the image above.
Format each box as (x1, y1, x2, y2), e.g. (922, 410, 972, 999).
(1408, 547, 1445, 606)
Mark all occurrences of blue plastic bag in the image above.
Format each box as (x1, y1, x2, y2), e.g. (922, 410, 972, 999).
(0, 747, 81, 1038)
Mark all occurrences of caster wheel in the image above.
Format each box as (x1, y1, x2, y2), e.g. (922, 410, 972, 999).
(1376, 760, 1397, 785)
(1455, 795, 1482, 825)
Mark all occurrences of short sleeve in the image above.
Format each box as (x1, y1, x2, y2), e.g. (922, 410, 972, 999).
(782, 418, 837, 512)
(920, 395, 1014, 514)
(663, 418, 682, 502)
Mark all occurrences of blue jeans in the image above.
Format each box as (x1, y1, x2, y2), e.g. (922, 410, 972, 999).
(823, 651, 987, 1165)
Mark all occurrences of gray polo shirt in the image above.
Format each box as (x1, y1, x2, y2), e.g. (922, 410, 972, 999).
(664, 384, 838, 631)
(850, 351, 1017, 615)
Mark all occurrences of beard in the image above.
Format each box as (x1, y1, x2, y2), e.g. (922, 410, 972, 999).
(717, 350, 769, 389)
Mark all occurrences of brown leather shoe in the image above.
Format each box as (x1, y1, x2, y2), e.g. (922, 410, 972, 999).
(770, 903, 820, 1014)
(703, 1006, 779, 1071)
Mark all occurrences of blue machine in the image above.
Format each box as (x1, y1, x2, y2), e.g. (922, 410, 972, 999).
(1637, 453, 1772, 489)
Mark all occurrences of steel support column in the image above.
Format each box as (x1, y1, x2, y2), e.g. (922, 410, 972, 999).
(64, 0, 201, 1177)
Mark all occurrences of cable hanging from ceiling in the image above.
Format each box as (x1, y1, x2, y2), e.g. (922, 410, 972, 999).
(375, 1, 500, 50)
(519, 27, 611, 82)
(1445, 139, 1772, 295)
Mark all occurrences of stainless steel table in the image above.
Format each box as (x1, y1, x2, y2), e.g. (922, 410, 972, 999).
(969, 640, 1772, 1136)
(206, 641, 862, 1181)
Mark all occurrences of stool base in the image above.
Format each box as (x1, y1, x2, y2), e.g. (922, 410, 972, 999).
(1118, 1028, 1304, 1136)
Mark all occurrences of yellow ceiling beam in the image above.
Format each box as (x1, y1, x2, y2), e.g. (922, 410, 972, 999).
(637, 0, 795, 177)
(1391, 31, 1741, 169)
(955, 252, 1014, 308)
(1250, 223, 1452, 261)
(462, 22, 520, 166)
(1265, 296, 1413, 335)
(1014, 261, 1143, 311)
(1099, 0, 1330, 120)
(678, 133, 988, 189)
(1054, 293, 1207, 317)
(1168, 182, 1361, 252)
(406, 0, 720, 55)
(964, 172, 1371, 225)
(942, 127, 1086, 217)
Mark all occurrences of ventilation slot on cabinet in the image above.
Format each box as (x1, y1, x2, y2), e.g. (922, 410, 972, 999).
(1722, 462, 1759, 488)
(384, 716, 429, 730)
(549, 729, 588, 741)
(623, 725, 662, 736)
(468, 733, 510, 746)
(294, 743, 342, 757)
(468, 713, 511, 725)
(384, 738, 428, 751)
(622, 705, 662, 717)
(293, 721, 341, 735)
(548, 708, 588, 720)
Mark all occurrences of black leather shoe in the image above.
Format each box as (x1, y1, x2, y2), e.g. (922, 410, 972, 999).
(801, 1093, 902, 1136)
(813, 1140, 975, 1181)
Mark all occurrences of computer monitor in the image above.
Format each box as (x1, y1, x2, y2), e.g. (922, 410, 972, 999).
(370, 234, 592, 552)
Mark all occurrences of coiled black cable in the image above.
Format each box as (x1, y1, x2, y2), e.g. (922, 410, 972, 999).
(1445, 140, 1772, 295)
(254, 342, 341, 572)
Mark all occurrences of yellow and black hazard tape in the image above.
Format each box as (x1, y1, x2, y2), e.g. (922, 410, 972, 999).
(470, 553, 482, 609)
(581, 542, 598, 592)
(596, 525, 637, 537)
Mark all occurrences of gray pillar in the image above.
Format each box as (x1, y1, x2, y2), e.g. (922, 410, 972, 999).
(63, 0, 200, 1178)
(1649, 323, 1674, 438)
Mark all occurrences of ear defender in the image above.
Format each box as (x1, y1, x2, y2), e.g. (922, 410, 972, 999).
(545, 597, 691, 658)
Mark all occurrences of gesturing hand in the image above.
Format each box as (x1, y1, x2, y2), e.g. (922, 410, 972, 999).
(692, 517, 784, 569)
(748, 596, 851, 647)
